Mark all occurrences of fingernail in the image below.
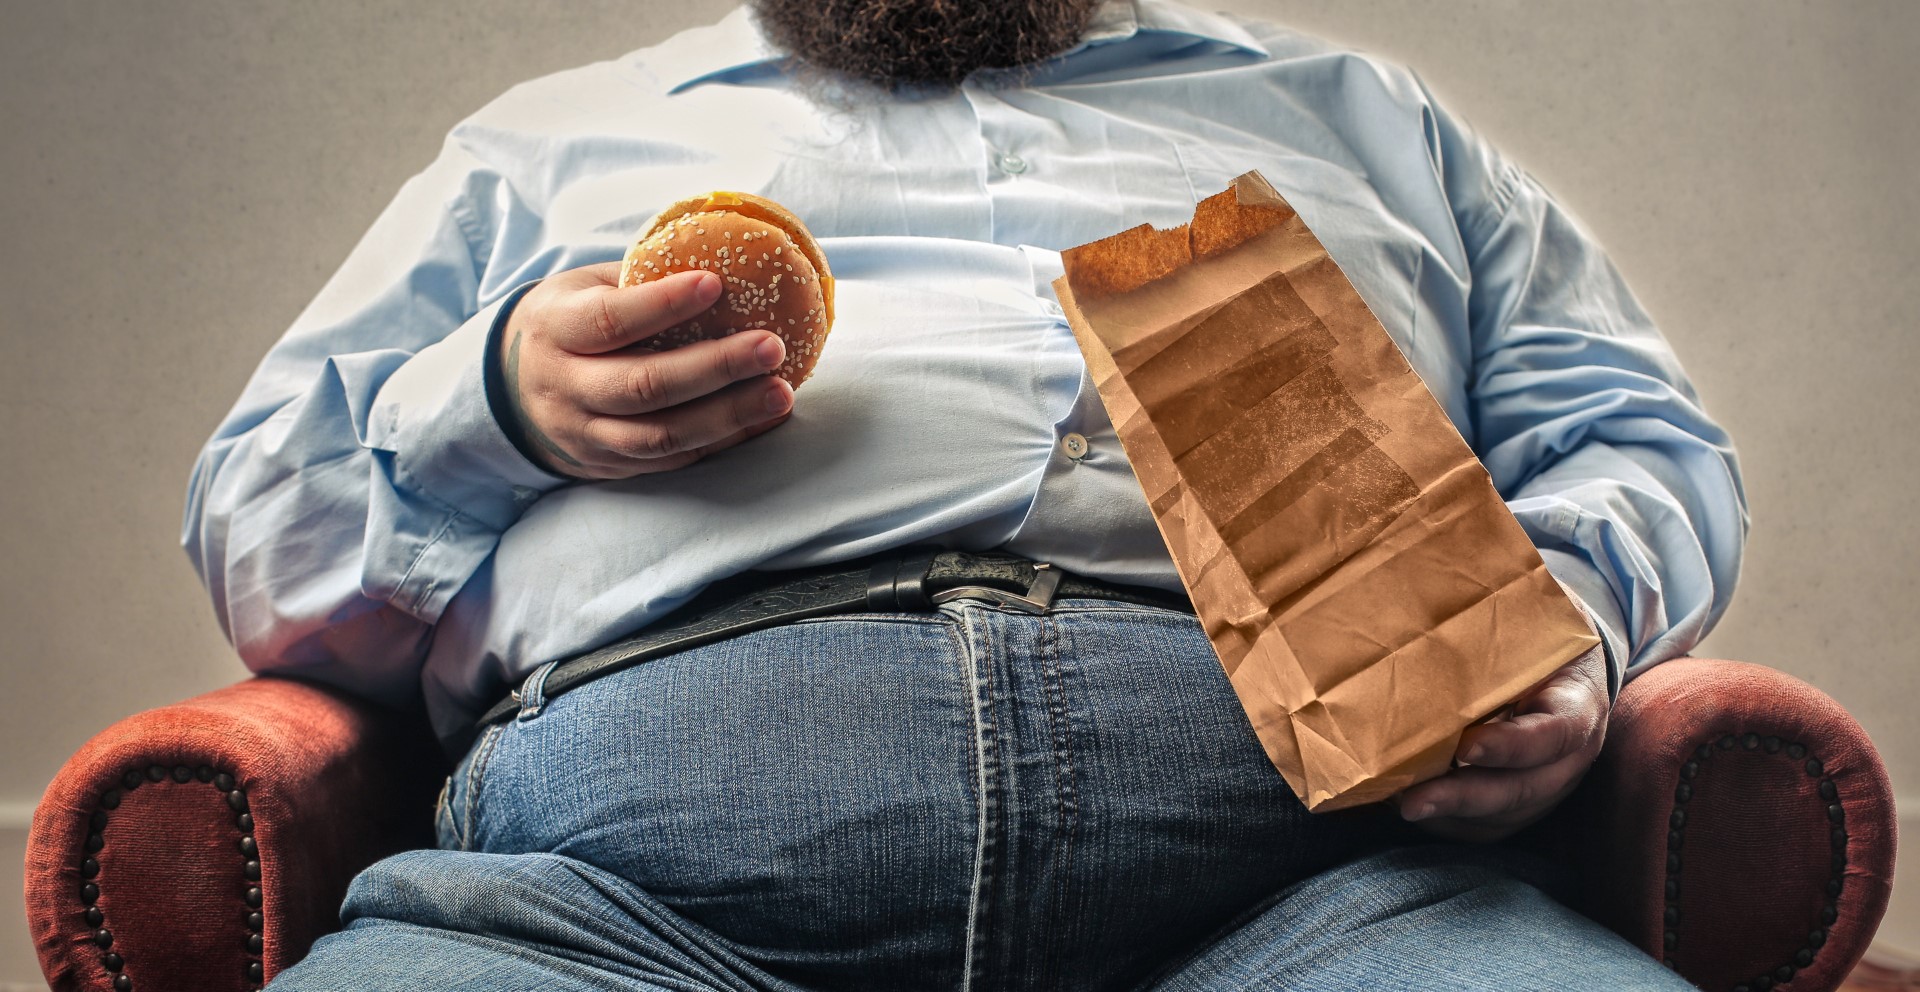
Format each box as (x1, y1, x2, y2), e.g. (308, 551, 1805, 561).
(1463, 744, 1485, 764)
(765, 381, 792, 415)
(1405, 803, 1436, 822)
(755, 335, 784, 369)
(694, 272, 722, 301)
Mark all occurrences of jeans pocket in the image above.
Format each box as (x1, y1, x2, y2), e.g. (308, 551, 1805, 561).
(435, 723, 504, 852)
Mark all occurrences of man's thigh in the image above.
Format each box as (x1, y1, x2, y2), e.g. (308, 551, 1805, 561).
(266, 849, 798, 992)
(1143, 845, 1694, 992)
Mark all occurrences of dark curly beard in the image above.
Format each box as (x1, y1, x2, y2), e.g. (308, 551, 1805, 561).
(749, 0, 1100, 89)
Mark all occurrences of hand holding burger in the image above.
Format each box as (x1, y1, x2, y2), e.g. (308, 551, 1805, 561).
(496, 192, 833, 480)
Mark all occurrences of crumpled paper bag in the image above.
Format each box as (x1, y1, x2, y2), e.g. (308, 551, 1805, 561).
(1054, 171, 1601, 811)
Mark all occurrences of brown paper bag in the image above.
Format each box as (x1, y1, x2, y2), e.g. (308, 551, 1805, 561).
(1054, 171, 1600, 811)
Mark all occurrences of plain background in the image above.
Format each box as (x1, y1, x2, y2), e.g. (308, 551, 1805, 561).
(1, 0, 1913, 985)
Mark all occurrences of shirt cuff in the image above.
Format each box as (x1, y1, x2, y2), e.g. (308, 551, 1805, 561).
(366, 283, 568, 533)
(1538, 547, 1628, 701)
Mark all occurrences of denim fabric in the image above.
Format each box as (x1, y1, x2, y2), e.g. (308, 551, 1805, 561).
(272, 600, 1691, 990)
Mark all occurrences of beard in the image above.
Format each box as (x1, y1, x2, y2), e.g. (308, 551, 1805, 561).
(749, 0, 1101, 89)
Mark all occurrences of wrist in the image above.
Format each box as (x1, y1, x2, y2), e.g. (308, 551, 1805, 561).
(482, 280, 560, 475)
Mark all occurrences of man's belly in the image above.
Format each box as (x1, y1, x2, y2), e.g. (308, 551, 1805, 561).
(422, 238, 1180, 742)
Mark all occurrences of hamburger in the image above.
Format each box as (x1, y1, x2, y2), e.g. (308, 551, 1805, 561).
(618, 191, 835, 387)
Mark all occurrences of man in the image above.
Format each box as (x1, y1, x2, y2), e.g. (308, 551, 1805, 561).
(185, 0, 1745, 987)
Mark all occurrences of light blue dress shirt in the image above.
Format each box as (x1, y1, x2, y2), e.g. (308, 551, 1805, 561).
(182, 0, 1746, 746)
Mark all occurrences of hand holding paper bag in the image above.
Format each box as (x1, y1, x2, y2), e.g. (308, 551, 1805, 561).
(1400, 589, 1609, 840)
(1054, 171, 1601, 812)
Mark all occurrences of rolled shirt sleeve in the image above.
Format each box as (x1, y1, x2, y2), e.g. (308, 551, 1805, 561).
(181, 138, 565, 705)
(1419, 74, 1750, 696)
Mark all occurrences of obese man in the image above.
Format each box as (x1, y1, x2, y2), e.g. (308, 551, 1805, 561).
(185, 0, 1746, 987)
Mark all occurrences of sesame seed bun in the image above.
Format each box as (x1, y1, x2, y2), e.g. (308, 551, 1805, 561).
(618, 191, 834, 387)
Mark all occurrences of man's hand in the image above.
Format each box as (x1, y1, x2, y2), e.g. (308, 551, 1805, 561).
(498, 264, 794, 480)
(1396, 640, 1610, 843)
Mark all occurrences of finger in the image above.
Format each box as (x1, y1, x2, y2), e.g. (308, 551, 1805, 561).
(687, 411, 792, 459)
(1400, 751, 1586, 823)
(556, 270, 723, 355)
(579, 375, 793, 464)
(1457, 710, 1585, 769)
(576, 331, 785, 416)
(570, 411, 793, 481)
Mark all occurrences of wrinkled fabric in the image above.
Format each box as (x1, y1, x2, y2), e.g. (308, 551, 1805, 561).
(268, 601, 1692, 991)
(180, 0, 1745, 746)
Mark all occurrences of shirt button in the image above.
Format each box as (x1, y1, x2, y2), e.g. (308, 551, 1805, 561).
(1061, 432, 1089, 460)
(998, 153, 1028, 175)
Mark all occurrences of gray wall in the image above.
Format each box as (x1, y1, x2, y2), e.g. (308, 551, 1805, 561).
(3, 0, 1914, 982)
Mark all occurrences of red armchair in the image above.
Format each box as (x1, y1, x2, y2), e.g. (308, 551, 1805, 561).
(24, 657, 1896, 991)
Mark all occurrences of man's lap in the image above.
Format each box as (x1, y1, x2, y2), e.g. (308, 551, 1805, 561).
(273, 846, 1689, 991)
(271, 602, 1685, 990)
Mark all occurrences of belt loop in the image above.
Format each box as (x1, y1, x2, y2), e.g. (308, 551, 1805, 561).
(891, 546, 942, 610)
(867, 546, 942, 611)
(515, 660, 561, 722)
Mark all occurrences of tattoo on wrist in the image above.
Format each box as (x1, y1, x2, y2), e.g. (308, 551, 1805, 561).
(504, 331, 586, 472)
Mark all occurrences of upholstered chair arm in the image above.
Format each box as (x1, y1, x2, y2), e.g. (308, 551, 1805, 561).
(1554, 658, 1896, 992)
(26, 676, 445, 992)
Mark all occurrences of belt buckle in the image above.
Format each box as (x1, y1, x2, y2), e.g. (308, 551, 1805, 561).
(929, 562, 1062, 615)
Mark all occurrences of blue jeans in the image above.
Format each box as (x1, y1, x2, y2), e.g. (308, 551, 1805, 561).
(272, 599, 1690, 990)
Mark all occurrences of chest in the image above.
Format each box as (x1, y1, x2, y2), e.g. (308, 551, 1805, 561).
(525, 67, 1477, 435)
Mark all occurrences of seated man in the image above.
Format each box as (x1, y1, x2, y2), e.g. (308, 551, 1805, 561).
(184, 0, 1745, 987)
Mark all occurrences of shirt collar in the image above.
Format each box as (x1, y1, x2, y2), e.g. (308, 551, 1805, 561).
(660, 0, 1269, 94)
(1069, 0, 1268, 59)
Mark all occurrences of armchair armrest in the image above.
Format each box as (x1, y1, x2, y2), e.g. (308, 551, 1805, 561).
(1554, 658, 1897, 992)
(25, 676, 445, 992)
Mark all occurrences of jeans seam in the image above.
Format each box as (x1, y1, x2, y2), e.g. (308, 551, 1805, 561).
(458, 723, 504, 853)
(432, 774, 455, 849)
(1036, 615, 1079, 991)
(955, 607, 1001, 992)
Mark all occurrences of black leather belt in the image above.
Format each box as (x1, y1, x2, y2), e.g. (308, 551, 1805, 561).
(472, 548, 1192, 732)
